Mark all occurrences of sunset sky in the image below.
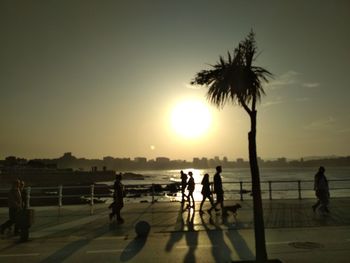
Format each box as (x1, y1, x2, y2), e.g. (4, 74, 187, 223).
(1, 0, 349, 161)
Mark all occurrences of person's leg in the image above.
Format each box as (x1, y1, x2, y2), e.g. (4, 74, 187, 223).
(324, 206, 330, 213)
(208, 195, 214, 207)
(215, 194, 223, 211)
(14, 210, 21, 235)
(191, 194, 195, 209)
(116, 203, 124, 222)
(117, 209, 124, 223)
(208, 195, 218, 213)
(187, 192, 192, 208)
(1, 220, 11, 234)
(20, 227, 29, 242)
(199, 196, 205, 211)
(312, 199, 320, 212)
(318, 191, 328, 215)
(7, 208, 17, 233)
(325, 194, 330, 213)
(1, 209, 16, 234)
(312, 190, 321, 211)
(109, 206, 116, 221)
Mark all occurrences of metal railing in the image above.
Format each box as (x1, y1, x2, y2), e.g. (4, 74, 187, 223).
(1, 179, 350, 214)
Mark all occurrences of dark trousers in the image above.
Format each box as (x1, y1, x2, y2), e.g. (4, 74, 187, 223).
(212, 192, 224, 210)
(109, 202, 123, 221)
(199, 194, 214, 211)
(1, 207, 19, 234)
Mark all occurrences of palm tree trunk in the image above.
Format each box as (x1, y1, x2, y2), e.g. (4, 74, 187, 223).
(249, 110, 268, 262)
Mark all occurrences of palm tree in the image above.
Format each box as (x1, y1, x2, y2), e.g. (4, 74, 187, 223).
(191, 31, 272, 262)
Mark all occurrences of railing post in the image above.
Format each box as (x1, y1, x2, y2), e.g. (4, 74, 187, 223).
(151, 184, 155, 204)
(298, 180, 302, 200)
(26, 186, 31, 208)
(58, 185, 63, 215)
(239, 181, 243, 201)
(90, 184, 94, 215)
(58, 185, 63, 207)
(269, 181, 272, 200)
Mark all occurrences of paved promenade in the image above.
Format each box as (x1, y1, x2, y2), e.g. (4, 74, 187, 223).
(1, 198, 350, 262)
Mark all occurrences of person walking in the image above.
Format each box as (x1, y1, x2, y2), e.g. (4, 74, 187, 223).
(18, 180, 31, 242)
(180, 170, 188, 205)
(199, 173, 214, 214)
(312, 166, 330, 214)
(0, 180, 22, 235)
(185, 171, 195, 210)
(208, 166, 224, 213)
(109, 173, 125, 223)
(20, 180, 27, 209)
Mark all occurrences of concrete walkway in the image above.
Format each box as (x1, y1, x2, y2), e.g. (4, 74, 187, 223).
(0, 198, 350, 262)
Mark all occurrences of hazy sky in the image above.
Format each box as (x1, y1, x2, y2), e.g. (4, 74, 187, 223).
(1, 0, 350, 161)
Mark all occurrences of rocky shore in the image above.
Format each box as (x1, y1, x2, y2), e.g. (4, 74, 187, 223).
(0, 171, 180, 207)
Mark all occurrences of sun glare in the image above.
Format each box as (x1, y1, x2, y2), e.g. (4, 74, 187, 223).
(171, 100, 212, 139)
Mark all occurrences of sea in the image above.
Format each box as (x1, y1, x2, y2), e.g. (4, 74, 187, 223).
(102, 167, 350, 203)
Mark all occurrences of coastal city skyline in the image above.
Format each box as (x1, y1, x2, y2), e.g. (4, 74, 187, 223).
(2, 152, 349, 171)
(1, 151, 346, 163)
(1, 1, 350, 161)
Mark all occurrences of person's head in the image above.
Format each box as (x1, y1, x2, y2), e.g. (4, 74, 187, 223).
(203, 173, 209, 181)
(180, 170, 184, 175)
(319, 166, 325, 173)
(216, 166, 222, 173)
(189, 171, 193, 177)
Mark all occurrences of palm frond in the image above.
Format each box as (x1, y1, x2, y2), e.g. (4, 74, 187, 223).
(191, 31, 272, 111)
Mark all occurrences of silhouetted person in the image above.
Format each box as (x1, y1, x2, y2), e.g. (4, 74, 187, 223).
(20, 180, 27, 209)
(180, 170, 188, 204)
(18, 179, 31, 242)
(0, 180, 22, 235)
(209, 166, 224, 213)
(312, 166, 330, 214)
(109, 173, 124, 223)
(199, 173, 214, 214)
(185, 171, 195, 210)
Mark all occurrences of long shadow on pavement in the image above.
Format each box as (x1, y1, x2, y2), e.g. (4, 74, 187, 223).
(200, 213, 231, 263)
(40, 224, 109, 263)
(223, 215, 255, 261)
(120, 204, 154, 261)
(40, 203, 154, 263)
(165, 206, 185, 252)
(120, 221, 151, 262)
(184, 209, 198, 263)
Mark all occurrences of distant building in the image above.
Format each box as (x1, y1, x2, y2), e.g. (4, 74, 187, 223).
(214, 156, 220, 163)
(156, 157, 170, 164)
(134, 157, 147, 163)
(193, 158, 200, 167)
(154, 157, 170, 169)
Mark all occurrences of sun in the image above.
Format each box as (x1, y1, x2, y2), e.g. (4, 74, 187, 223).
(171, 100, 212, 138)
